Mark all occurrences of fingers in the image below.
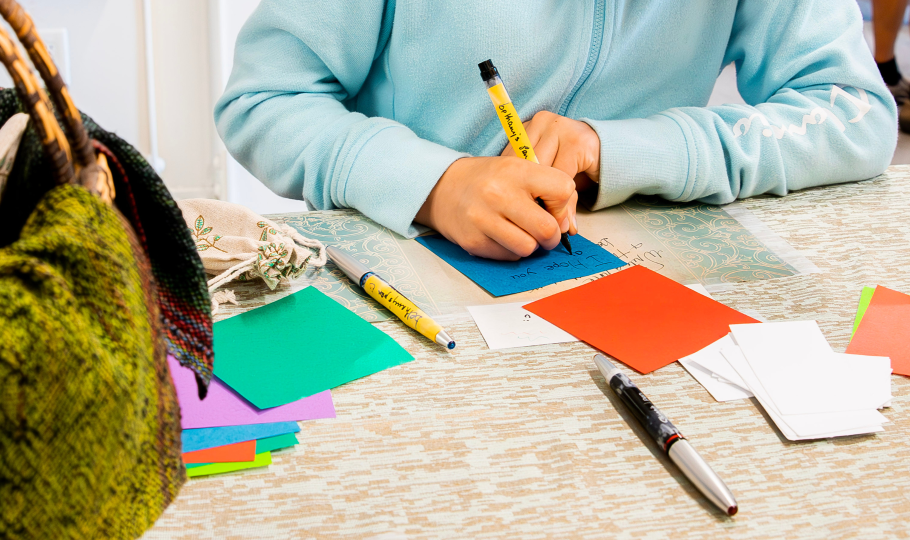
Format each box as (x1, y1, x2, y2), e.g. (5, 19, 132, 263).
(456, 215, 539, 260)
(500, 111, 601, 183)
(522, 168, 576, 234)
(523, 111, 559, 167)
(500, 196, 562, 251)
(463, 236, 525, 261)
(481, 217, 541, 259)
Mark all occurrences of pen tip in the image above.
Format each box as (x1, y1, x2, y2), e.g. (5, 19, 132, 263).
(448, 341, 456, 350)
(727, 505, 738, 516)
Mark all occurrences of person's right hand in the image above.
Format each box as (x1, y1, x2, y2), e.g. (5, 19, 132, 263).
(414, 156, 578, 261)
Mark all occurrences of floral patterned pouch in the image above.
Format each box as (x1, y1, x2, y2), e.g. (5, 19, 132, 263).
(177, 199, 326, 313)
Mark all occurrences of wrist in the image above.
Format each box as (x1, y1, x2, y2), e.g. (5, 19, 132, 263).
(583, 123, 601, 184)
(415, 156, 467, 231)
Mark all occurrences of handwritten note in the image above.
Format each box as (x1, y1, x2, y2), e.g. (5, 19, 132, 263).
(414, 234, 625, 297)
(571, 236, 669, 284)
(467, 302, 580, 350)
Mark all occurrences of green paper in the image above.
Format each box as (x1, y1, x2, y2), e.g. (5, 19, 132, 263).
(256, 432, 299, 454)
(852, 286, 876, 337)
(214, 286, 414, 409)
(186, 451, 272, 477)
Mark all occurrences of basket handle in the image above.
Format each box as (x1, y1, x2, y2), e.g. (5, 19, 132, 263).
(0, 0, 95, 172)
(0, 25, 74, 184)
(0, 0, 113, 201)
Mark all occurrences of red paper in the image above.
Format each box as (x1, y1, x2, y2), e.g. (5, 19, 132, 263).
(846, 286, 910, 377)
(523, 265, 758, 374)
(183, 439, 256, 464)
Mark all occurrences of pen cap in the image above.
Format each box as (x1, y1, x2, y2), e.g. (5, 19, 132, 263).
(326, 246, 371, 284)
(478, 59, 499, 82)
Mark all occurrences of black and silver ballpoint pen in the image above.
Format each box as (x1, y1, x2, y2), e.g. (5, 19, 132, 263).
(593, 354, 738, 516)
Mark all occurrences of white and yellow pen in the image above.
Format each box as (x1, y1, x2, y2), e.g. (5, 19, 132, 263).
(479, 59, 572, 254)
(326, 246, 455, 349)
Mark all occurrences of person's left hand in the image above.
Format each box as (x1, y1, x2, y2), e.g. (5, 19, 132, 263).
(500, 110, 601, 184)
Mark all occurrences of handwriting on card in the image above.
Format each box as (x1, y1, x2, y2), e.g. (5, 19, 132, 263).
(510, 250, 624, 280)
(580, 238, 666, 283)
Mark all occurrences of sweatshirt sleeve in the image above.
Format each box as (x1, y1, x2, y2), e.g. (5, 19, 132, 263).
(214, 1, 467, 238)
(581, 0, 898, 210)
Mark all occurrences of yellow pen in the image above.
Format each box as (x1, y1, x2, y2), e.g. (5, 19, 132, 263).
(479, 59, 572, 254)
(326, 246, 455, 349)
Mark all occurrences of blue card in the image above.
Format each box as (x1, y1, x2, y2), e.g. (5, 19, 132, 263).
(415, 234, 625, 296)
(182, 421, 300, 453)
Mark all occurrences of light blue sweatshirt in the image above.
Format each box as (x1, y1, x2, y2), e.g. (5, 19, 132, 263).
(216, 0, 896, 238)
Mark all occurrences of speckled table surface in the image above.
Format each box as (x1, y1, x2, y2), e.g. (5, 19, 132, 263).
(145, 166, 910, 540)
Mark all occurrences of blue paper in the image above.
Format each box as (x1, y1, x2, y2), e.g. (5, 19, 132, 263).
(415, 234, 626, 296)
(181, 421, 300, 453)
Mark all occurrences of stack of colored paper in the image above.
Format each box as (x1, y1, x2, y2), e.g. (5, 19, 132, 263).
(172, 353, 317, 477)
(172, 286, 414, 477)
(691, 321, 891, 440)
(182, 423, 302, 477)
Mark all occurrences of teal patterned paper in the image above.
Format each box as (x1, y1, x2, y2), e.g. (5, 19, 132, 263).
(270, 210, 438, 322)
(610, 197, 797, 285)
(208, 199, 803, 323)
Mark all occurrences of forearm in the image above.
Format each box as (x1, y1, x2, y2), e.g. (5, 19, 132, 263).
(580, 0, 897, 210)
(214, 0, 467, 237)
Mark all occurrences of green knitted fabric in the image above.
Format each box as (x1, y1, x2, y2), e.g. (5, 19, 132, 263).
(0, 88, 214, 398)
(0, 184, 184, 539)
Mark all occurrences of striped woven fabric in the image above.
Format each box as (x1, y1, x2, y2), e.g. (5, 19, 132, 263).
(0, 88, 213, 395)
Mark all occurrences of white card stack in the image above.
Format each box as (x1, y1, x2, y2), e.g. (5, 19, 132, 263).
(679, 335, 753, 402)
(719, 321, 892, 440)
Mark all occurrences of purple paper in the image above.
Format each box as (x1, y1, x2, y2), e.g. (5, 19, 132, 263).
(168, 355, 336, 429)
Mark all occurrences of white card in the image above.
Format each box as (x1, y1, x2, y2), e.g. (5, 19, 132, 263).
(729, 321, 869, 415)
(680, 335, 749, 390)
(837, 352, 893, 409)
(721, 347, 886, 440)
(679, 357, 753, 402)
(467, 302, 579, 350)
(679, 335, 752, 401)
(684, 283, 711, 297)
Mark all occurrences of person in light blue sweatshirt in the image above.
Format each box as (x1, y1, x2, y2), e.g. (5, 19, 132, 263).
(215, 0, 897, 261)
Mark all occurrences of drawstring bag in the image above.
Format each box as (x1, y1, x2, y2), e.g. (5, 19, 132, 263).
(177, 198, 327, 313)
(0, 3, 212, 538)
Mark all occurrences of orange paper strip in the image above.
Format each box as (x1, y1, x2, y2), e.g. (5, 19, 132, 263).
(183, 439, 256, 464)
(846, 286, 910, 377)
(524, 265, 758, 374)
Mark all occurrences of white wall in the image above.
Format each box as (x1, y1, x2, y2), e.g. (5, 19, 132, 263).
(148, 0, 219, 199)
(0, 0, 143, 150)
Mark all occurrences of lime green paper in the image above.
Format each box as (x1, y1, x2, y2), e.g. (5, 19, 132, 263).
(186, 451, 272, 477)
(852, 286, 876, 337)
(256, 432, 298, 454)
(214, 286, 414, 409)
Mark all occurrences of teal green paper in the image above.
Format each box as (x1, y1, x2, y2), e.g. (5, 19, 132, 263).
(852, 286, 876, 337)
(214, 286, 414, 408)
(256, 432, 299, 454)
